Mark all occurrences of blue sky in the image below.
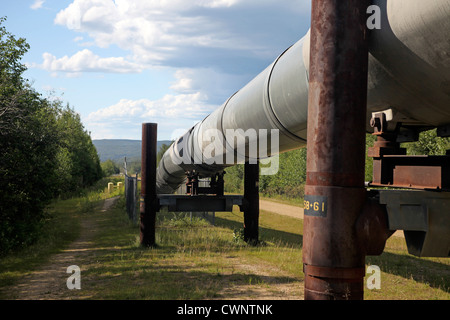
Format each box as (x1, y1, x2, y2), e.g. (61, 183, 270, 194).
(2, 0, 311, 140)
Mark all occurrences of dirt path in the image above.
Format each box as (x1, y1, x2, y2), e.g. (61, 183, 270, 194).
(260, 199, 304, 219)
(9, 197, 119, 300)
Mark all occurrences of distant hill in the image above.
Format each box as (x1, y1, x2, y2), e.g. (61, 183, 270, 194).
(93, 139, 173, 163)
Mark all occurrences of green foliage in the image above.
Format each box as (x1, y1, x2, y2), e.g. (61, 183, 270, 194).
(403, 129, 450, 156)
(0, 18, 102, 254)
(157, 142, 173, 166)
(232, 228, 246, 244)
(259, 148, 307, 198)
(223, 148, 307, 199)
(54, 104, 102, 194)
(101, 159, 120, 177)
(365, 133, 377, 182)
(224, 164, 244, 193)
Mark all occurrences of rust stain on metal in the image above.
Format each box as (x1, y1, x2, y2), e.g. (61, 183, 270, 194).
(369, 133, 450, 190)
(304, 0, 371, 300)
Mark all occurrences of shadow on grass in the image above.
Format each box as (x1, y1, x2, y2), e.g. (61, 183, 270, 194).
(79, 260, 301, 300)
(366, 251, 450, 293)
(212, 216, 303, 248)
(211, 214, 448, 293)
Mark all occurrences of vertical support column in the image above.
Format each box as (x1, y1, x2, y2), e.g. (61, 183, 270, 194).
(140, 123, 158, 247)
(134, 173, 138, 223)
(303, 0, 370, 299)
(244, 161, 259, 244)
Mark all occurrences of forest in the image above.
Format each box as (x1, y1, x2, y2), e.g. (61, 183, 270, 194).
(0, 18, 102, 254)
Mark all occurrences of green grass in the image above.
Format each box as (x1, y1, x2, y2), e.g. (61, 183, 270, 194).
(0, 177, 122, 295)
(0, 194, 88, 288)
(0, 184, 449, 300)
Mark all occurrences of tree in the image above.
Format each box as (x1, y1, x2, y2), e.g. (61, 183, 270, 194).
(55, 104, 102, 192)
(404, 129, 450, 156)
(0, 18, 102, 253)
(157, 142, 173, 166)
(101, 159, 120, 177)
(0, 18, 61, 252)
(0, 17, 30, 136)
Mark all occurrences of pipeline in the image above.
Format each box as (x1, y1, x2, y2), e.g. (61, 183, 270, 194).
(156, 0, 450, 195)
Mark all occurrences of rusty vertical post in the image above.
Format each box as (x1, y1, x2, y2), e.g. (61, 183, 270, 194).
(244, 161, 259, 244)
(303, 0, 370, 299)
(140, 123, 158, 247)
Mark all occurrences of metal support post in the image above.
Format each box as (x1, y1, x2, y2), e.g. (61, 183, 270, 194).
(303, 0, 370, 300)
(140, 123, 158, 247)
(244, 161, 260, 244)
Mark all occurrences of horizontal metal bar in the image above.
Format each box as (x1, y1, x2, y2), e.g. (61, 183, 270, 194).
(157, 195, 243, 212)
(371, 155, 450, 190)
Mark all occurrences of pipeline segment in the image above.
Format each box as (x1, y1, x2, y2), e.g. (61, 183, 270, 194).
(156, 0, 450, 194)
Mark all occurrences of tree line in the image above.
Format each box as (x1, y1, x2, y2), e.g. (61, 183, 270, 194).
(0, 18, 102, 254)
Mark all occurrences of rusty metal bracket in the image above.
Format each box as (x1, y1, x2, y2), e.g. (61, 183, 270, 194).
(368, 130, 450, 190)
(369, 154, 450, 190)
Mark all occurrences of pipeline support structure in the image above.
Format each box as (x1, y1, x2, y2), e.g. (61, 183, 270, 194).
(139, 0, 450, 300)
(303, 0, 371, 300)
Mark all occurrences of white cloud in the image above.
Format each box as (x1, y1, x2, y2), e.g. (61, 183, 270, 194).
(38, 49, 144, 76)
(87, 92, 215, 122)
(47, 0, 311, 79)
(84, 92, 216, 140)
(54, 0, 311, 69)
(30, 0, 45, 10)
(170, 68, 251, 103)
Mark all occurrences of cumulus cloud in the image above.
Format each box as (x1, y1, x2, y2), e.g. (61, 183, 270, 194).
(87, 92, 215, 122)
(47, 0, 310, 78)
(54, 0, 310, 70)
(170, 68, 252, 104)
(38, 49, 144, 76)
(85, 92, 216, 140)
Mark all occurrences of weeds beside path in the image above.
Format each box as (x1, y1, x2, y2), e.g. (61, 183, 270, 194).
(3, 197, 119, 300)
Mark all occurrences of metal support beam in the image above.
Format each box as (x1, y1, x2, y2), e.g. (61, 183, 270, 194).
(140, 123, 158, 247)
(244, 161, 260, 245)
(158, 194, 243, 212)
(303, 0, 370, 300)
(368, 134, 450, 190)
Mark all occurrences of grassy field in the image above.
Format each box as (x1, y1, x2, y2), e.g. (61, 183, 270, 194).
(0, 181, 448, 300)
